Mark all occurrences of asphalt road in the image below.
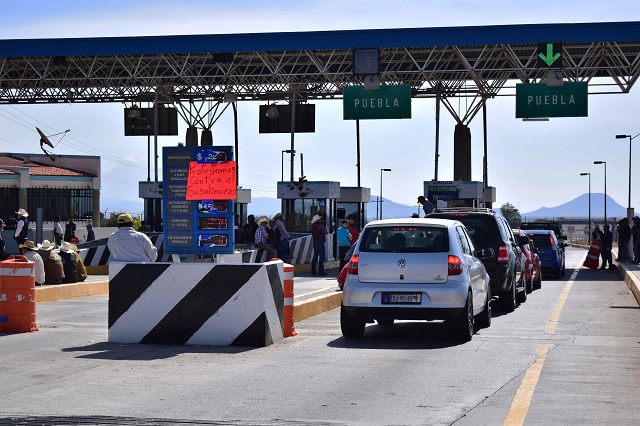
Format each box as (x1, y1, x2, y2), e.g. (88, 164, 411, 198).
(1, 247, 639, 425)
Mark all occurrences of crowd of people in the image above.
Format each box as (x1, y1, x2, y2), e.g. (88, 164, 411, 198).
(590, 216, 640, 268)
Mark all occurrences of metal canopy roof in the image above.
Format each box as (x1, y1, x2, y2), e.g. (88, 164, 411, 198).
(1, 21, 639, 124)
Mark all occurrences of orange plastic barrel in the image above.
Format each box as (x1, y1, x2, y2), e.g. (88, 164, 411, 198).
(0, 255, 38, 333)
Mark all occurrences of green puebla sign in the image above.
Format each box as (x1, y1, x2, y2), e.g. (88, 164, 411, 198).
(515, 82, 588, 118)
(343, 85, 412, 120)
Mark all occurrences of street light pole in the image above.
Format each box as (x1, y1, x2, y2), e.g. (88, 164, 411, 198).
(580, 172, 591, 243)
(380, 168, 391, 220)
(594, 161, 607, 228)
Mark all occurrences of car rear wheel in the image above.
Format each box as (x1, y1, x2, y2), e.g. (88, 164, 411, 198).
(526, 275, 533, 294)
(516, 274, 527, 304)
(500, 274, 517, 312)
(453, 291, 474, 342)
(533, 273, 542, 290)
(475, 287, 491, 329)
(376, 319, 394, 326)
(340, 304, 365, 338)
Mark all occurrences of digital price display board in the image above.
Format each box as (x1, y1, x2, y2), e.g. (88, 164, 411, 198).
(163, 146, 235, 255)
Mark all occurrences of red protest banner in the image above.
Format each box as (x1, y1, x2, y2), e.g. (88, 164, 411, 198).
(185, 161, 237, 200)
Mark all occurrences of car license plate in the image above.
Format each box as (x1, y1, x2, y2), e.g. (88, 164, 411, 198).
(381, 293, 422, 304)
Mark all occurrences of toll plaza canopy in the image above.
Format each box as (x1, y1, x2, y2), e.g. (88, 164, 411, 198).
(1, 21, 639, 123)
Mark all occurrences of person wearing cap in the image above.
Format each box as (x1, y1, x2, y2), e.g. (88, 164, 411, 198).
(19, 240, 45, 286)
(631, 216, 640, 263)
(14, 208, 29, 246)
(600, 224, 613, 269)
(39, 239, 65, 285)
(311, 214, 328, 276)
(273, 213, 291, 262)
(107, 213, 158, 262)
(417, 195, 434, 216)
(59, 241, 78, 284)
(254, 218, 276, 260)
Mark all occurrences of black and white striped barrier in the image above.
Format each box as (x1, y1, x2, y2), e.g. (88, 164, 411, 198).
(80, 233, 335, 266)
(108, 260, 285, 347)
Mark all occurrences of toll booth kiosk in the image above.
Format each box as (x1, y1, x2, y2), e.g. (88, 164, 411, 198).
(337, 186, 371, 230)
(235, 187, 251, 229)
(425, 180, 496, 209)
(277, 181, 340, 236)
(139, 181, 163, 231)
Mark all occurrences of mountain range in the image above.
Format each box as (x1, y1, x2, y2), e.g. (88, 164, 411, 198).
(245, 193, 628, 221)
(100, 193, 628, 221)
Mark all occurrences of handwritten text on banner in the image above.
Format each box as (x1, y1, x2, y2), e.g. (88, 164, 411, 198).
(185, 161, 237, 200)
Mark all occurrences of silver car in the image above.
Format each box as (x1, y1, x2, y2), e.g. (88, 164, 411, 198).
(341, 218, 492, 341)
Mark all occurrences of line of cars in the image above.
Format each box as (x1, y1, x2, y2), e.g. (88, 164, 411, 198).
(340, 208, 567, 341)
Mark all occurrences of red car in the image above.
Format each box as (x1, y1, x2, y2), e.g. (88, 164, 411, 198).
(513, 229, 542, 292)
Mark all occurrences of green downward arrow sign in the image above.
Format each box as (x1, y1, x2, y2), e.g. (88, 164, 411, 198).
(538, 43, 561, 66)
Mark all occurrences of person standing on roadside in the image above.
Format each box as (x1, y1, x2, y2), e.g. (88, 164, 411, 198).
(617, 218, 631, 263)
(107, 213, 158, 262)
(53, 215, 63, 246)
(14, 208, 29, 246)
(337, 220, 352, 271)
(86, 223, 95, 242)
(347, 219, 360, 247)
(417, 195, 434, 216)
(64, 216, 76, 243)
(311, 215, 328, 276)
(273, 213, 291, 262)
(631, 216, 640, 263)
(600, 224, 613, 269)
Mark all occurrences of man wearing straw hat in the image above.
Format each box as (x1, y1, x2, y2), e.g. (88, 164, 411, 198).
(19, 240, 45, 286)
(254, 218, 276, 260)
(59, 241, 78, 284)
(38, 239, 64, 285)
(14, 208, 29, 246)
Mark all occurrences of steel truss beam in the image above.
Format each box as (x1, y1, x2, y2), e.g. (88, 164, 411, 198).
(1, 42, 639, 123)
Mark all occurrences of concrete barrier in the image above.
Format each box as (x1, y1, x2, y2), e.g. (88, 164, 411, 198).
(108, 260, 286, 347)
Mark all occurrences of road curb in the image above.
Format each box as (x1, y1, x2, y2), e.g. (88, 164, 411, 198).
(36, 280, 109, 303)
(294, 291, 342, 322)
(616, 263, 640, 306)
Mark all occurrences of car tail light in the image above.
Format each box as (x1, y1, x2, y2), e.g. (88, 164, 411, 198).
(448, 255, 463, 275)
(347, 254, 359, 275)
(550, 235, 557, 252)
(497, 245, 510, 263)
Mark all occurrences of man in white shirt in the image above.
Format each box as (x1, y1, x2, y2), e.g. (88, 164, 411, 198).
(19, 240, 45, 286)
(107, 213, 158, 262)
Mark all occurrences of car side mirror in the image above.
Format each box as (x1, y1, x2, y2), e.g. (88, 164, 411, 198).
(475, 248, 495, 259)
(517, 235, 530, 245)
(560, 235, 567, 241)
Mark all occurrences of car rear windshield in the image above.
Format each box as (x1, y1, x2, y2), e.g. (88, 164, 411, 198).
(528, 233, 553, 248)
(429, 214, 499, 244)
(359, 226, 449, 253)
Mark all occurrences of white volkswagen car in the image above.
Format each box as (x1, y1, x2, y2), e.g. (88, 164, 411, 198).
(341, 218, 492, 341)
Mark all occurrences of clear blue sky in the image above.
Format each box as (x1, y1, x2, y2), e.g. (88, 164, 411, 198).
(1, 1, 639, 215)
